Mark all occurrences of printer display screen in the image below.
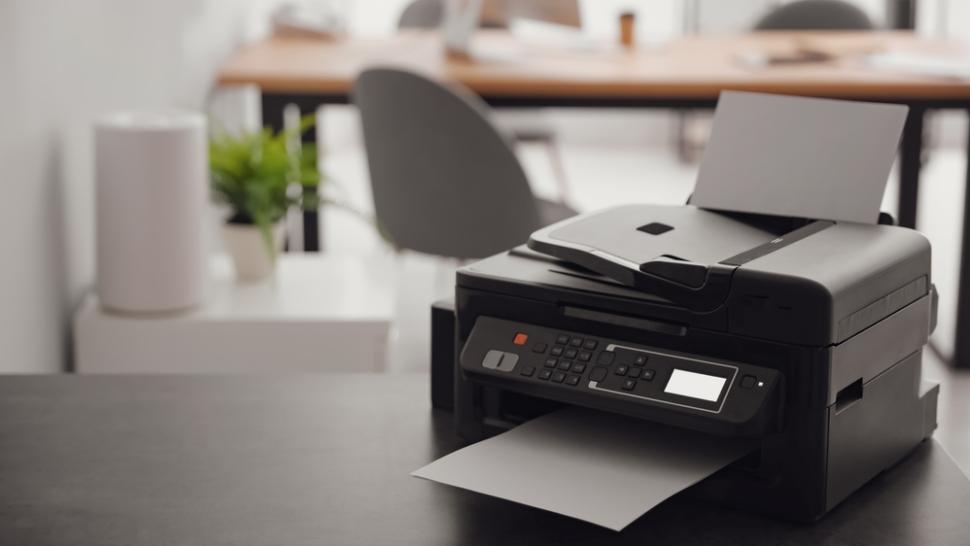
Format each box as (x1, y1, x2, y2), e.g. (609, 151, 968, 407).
(664, 369, 727, 402)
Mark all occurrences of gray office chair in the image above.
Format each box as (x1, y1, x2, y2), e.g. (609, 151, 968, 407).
(397, 0, 571, 200)
(353, 68, 576, 259)
(398, 0, 507, 29)
(754, 0, 874, 30)
(398, 0, 445, 29)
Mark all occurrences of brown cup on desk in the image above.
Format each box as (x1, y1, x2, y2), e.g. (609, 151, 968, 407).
(620, 11, 635, 48)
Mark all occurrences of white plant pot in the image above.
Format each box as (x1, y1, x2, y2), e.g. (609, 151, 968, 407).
(222, 222, 286, 282)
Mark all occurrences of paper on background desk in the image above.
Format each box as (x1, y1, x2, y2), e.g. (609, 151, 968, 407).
(412, 408, 752, 531)
(691, 91, 908, 224)
(866, 52, 970, 81)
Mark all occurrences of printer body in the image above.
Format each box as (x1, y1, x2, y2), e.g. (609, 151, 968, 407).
(431, 204, 939, 522)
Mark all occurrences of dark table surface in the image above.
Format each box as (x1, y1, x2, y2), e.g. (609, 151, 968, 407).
(1, 374, 968, 546)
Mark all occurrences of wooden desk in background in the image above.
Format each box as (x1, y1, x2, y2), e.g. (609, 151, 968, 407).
(218, 30, 970, 366)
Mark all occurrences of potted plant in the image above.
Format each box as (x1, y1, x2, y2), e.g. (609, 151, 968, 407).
(209, 116, 321, 281)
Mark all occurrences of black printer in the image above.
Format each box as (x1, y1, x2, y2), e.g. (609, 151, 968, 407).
(431, 203, 939, 522)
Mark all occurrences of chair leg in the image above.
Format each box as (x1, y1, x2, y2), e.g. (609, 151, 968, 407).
(675, 111, 692, 164)
(542, 136, 572, 203)
(384, 250, 405, 373)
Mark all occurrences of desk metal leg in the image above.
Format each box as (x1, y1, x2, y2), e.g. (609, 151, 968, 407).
(954, 113, 970, 368)
(260, 93, 321, 252)
(300, 112, 320, 252)
(898, 106, 924, 229)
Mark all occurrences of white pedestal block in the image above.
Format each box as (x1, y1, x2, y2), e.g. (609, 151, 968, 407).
(74, 254, 394, 373)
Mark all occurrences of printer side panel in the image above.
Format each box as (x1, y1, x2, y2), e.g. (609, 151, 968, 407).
(454, 287, 485, 441)
(825, 350, 938, 511)
(823, 292, 938, 511)
(431, 299, 456, 411)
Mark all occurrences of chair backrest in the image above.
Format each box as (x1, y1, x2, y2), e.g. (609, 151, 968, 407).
(754, 0, 874, 30)
(398, 0, 507, 30)
(398, 0, 444, 29)
(353, 68, 542, 259)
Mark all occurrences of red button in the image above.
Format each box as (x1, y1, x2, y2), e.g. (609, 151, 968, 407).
(513, 333, 528, 346)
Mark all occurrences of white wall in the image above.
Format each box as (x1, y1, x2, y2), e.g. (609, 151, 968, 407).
(0, 0, 283, 372)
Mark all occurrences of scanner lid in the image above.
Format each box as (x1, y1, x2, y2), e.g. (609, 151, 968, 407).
(533, 204, 777, 265)
(527, 204, 832, 312)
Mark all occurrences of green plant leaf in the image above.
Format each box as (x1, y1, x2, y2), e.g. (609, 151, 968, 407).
(209, 117, 322, 229)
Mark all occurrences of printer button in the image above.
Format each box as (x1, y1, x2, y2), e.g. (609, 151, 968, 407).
(590, 366, 608, 383)
(556, 334, 569, 345)
(596, 352, 615, 365)
(569, 337, 584, 347)
(642, 369, 656, 381)
(557, 359, 573, 371)
(565, 374, 580, 386)
(538, 369, 553, 380)
(544, 358, 557, 368)
(482, 350, 504, 370)
(583, 339, 598, 350)
(550, 346, 564, 357)
(532, 343, 547, 354)
(615, 365, 629, 376)
(578, 351, 592, 362)
(622, 379, 637, 391)
(571, 362, 587, 374)
(741, 375, 757, 389)
(520, 366, 535, 377)
(628, 368, 642, 379)
(552, 372, 566, 383)
(496, 353, 518, 372)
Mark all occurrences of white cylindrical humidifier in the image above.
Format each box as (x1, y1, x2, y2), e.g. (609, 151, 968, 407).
(95, 111, 207, 313)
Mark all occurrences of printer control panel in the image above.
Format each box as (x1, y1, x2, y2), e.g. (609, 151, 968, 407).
(461, 316, 780, 431)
